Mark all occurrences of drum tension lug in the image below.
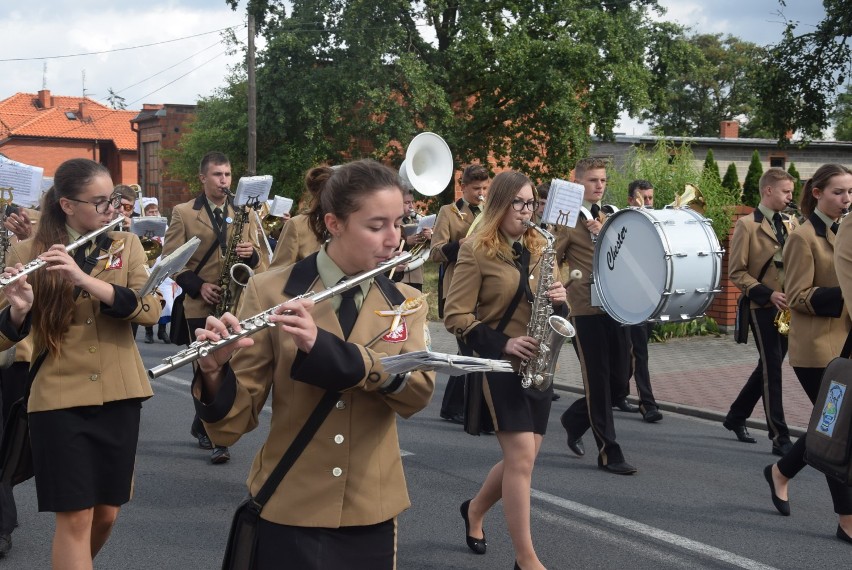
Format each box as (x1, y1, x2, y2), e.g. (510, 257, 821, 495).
(674, 289, 686, 294)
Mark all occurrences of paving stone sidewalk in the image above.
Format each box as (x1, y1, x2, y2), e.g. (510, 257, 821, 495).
(427, 323, 813, 435)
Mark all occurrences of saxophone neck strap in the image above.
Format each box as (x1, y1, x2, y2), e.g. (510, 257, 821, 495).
(202, 200, 229, 254)
(495, 253, 529, 334)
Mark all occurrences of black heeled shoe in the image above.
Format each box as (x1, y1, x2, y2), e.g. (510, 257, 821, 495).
(763, 464, 790, 516)
(838, 525, 852, 544)
(460, 499, 487, 555)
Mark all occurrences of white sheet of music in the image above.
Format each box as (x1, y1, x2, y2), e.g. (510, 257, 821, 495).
(131, 217, 168, 239)
(542, 179, 584, 228)
(0, 155, 44, 207)
(416, 214, 436, 233)
(138, 236, 201, 298)
(233, 175, 273, 207)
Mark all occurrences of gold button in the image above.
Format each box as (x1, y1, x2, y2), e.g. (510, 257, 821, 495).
(336, 400, 346, 410)
(86, 318, 93, 325)
(89, 374, 98, 381)
(88, 346, 97, 353)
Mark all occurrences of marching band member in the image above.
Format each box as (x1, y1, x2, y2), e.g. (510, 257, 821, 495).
(724, 168, 796, 453)
(192, 159, 435, 570)
(0, 158, 161, 568)
(390, 187, 431, 291)
(554, 157, 636, 475)
(268, 166, 329, 271)
(430, 164, 489, 424)
(765, 163, 852, 544)
(444, 171, 566, 570)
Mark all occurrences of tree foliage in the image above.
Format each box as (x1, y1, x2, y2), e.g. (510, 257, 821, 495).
(757, 0, 852, 141)
(721, 162, 740, 193)
(702, 149, 721, 184)
(742, 150, 763, 207)
(787, 161, 803, 204)
(643, 33, 768, 137)
(170, 0, 686, 203)
(832, 84, 852, 141)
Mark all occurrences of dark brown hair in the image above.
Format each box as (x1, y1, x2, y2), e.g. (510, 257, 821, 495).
(799, 163, 852, 218)
(460, 164, 489, 185)
(198, 151, 229, 174)
(32, 158, 111, 356)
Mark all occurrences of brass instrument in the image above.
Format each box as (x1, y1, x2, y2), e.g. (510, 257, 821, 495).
(262, 215, 284, 241)
(668, 184, 706, 214)
(213, 195, 255, 317)
(518, 220, 575, 391)
(148, 251, 414, 379)
(0, 187, 16, 368)
(774, 308, 791, 336)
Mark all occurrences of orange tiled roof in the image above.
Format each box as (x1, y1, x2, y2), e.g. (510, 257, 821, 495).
(0, 92, 138, 151)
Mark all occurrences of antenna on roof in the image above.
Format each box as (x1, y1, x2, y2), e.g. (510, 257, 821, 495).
(42, 62, 47, 90)
(82, 69, 87, 98)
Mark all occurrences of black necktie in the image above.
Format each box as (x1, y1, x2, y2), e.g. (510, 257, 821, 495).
(772, 213, 787, 246)
(469, 205, 480, 218)
(512, 242, 534, 302)
(338, 286, 359, 339)
(213, 207, 224, 231)
(73, 242, 88, 268)
(590, 203, 601, 220)
(831, 221, 840, 235)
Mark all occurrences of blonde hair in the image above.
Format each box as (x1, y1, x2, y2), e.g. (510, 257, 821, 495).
(472, 171, 544, 258)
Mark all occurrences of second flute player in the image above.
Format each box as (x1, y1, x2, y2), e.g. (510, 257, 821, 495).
(191, 160, 434, 570)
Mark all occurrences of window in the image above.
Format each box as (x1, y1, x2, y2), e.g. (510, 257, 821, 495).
(769, 156, 786, 168)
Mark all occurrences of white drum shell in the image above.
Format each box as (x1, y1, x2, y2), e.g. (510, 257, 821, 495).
(592, 208, 722, 325)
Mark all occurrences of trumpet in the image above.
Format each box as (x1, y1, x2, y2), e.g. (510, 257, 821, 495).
(0, 216, 124, 290)
(147, 251, 414, 379)
(774, 308, 791, 336)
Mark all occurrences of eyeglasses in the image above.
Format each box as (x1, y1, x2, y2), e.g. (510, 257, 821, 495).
(67, 193, 122, 214)
(511, 199, 539, 212)
(119, 202, 135, 213)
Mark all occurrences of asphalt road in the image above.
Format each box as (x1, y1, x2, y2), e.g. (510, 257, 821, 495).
(4, 339, 851, 569)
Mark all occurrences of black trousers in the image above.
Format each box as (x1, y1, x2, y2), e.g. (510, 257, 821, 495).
(439, 338, 468, 418)
(561, 314, 630, 465)
(186, 316, 214, 442)
(0, 362, 27, 535)
(725, 307, 790, 445)
(777, 366, 852, 515)
(626, 322, 657, 407)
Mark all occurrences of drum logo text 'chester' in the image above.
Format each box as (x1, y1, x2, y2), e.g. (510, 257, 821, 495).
(606, 226, 628, 271)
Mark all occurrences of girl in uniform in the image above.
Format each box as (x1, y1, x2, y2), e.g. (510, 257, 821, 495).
(268, 165, 331, 270)
(443, 171, 567, 570)
(765, 163, 852, 544)
(0, 158, 161, 568)
(193, 159, 434, 570)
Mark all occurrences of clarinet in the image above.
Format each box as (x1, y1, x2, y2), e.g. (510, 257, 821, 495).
(147, 251, 414, 379)
(0, 215, 124, 290)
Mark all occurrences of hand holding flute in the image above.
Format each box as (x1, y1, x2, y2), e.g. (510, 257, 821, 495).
(1, 262, 33, 330)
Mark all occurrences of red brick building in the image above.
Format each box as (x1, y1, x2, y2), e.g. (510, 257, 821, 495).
(0, 90, 138, 184)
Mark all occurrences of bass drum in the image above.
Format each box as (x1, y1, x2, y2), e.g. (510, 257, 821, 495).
(592, 208, 723, 325)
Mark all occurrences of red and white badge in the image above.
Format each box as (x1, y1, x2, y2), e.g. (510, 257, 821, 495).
(382, 318, 408, 343)
(98, 239, 125, 270)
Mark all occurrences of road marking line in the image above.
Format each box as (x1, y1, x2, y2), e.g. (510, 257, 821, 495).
(531, 489, 779, 570)
(152, 374, 272, 415)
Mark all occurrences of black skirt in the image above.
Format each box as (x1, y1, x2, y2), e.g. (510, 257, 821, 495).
(255, 517, 396, 570)
(29, 398, 142, 512)
(482, 371, 552, 434)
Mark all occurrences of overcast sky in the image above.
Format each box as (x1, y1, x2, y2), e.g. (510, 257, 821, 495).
(0, 0, 829, 131)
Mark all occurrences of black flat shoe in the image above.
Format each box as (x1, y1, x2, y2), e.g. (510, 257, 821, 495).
(598, 460, 637, 475)
(460, 500, 486, 555)
(763, 465, 790, 516)
(772, 441, 793, 456)
(723, 420, 756, 443)
(837, 525, 852, 544)
(613, 398, 639, 413)
(560, 413, 585, 457)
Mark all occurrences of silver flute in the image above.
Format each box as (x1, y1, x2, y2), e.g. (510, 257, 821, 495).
(0, 215, 124, 290)
(147, 251, 413, 379)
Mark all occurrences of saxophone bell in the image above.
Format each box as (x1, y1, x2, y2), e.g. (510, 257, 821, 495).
(774, 307, 791, 336)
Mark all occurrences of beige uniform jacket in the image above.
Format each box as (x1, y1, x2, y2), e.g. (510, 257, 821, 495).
(783, 214, 851, 368)
(0, 231, 160, 412)
(162, 195, 263, 320)
(269, 214, 323, 271)
(554, 211, 603, 317)
(835, 220, 852, 323)
(444, 240, 563, 370)
(429, 200, 478, 298)
(729, 209, 797, 309)
(192, 254, 435, 527)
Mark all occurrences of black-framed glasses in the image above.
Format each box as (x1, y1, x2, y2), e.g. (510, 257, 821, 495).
(67, 192, 122, 214)
(511, 198, 539, 212)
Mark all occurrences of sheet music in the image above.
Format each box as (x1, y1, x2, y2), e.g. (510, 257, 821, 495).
(542, 179, 584, 228)
(130, 216, 168, 239)
(416, 214, 436, 233)
(0, 156, 45, 207)
(380, 350, 514, 376)
(268, 196, 293, 217)
(138, 237, 201, 298)
(233, 175, 273, 207)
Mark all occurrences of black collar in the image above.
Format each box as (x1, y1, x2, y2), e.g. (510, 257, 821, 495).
(810, 212, 828, 238)
(753, 208, 765, 223)
(455, 198, 465, 211)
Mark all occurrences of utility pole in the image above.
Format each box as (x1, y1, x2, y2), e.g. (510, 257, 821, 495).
(247, 13, 257, 176)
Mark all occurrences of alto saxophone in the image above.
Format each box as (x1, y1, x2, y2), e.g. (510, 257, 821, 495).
(213, 199, 254, 317)
(518, 221, 575, 391)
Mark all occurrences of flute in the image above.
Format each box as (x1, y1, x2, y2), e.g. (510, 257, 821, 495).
(147, 251, 413, 379)
(0, 215, 124, 290)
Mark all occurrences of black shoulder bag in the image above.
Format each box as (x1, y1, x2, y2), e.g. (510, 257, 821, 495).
(222, 391, 340, 570)
(170, 240, 220, 345)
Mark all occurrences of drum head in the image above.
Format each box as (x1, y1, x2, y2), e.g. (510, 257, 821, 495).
(593, 209, 668, 324)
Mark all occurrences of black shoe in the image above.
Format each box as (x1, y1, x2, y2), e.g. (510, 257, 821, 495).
(211, 446, 231, 464)
(440, 412, 465, 425)
(763, 464, 790, 516)
(613, 399, 639, 413)
(551, 393, 560, 401)
(190, 426, 213, 450)
(0, 534, 10, 557)
(144, 331, 154, 344)
(723, 420, 756, 443)
(157, 327, 171, 344)
(641, 405, 663, 423)
(598, 460, 637, 475)
(560, 414, 585, 457)
(459, 500, 486, 555)
(772, 441, 793, 456)
(838, 525, 852, 544)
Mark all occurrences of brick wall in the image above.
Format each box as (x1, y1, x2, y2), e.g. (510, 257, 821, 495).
(706, 205, 753, 330)
(0, 139, 97, 175)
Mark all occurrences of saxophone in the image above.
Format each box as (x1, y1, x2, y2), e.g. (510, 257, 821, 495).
(518, 221, 575, 391)
(213, 200, 254, 317)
